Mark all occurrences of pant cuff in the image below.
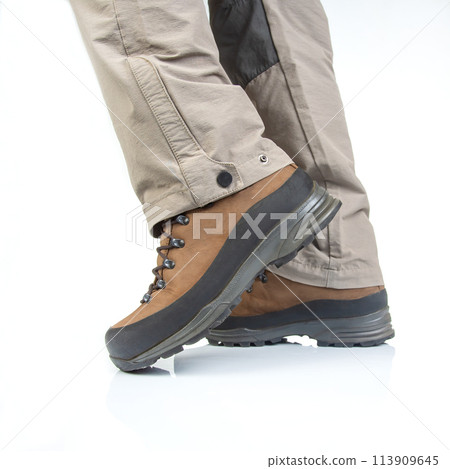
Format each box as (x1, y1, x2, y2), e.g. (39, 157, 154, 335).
(143, 148, 292, 234)
(275, 257, 385, 289)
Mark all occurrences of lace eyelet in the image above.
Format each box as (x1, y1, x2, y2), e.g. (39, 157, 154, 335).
(163, 259, 175, 269)
(156, 279, 166, 289)
(171, 238, 185, 248)
(175, 215, 189, 226)
(141, 292, 152, 303)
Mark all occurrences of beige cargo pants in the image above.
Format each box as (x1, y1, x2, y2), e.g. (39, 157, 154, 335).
(70, 0, 384, 289)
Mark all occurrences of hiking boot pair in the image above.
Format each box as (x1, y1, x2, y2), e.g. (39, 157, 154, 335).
(105, 165, 392, 372)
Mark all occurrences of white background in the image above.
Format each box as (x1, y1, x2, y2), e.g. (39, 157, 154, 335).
(0, 0, 449, 467)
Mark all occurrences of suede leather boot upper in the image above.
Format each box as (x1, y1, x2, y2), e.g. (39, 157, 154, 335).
(105, 166, 341, 371)
(207, 270, 394, 347)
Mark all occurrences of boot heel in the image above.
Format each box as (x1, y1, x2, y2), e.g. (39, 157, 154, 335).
(314, 308, 395, 347)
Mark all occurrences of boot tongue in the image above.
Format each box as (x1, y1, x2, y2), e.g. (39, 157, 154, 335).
(162, 219, 172, 236)
(158, 221, 172, 253)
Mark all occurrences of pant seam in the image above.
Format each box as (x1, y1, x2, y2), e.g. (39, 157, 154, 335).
(113, 1, 201, 201)
(112, 0, 130, 56)
(149, 64, 243, 174)
(131, 61, 199, 197)
(289, 259, 381, 273)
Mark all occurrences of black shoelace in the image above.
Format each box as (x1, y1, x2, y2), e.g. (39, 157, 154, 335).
(141, 214, 189, 303)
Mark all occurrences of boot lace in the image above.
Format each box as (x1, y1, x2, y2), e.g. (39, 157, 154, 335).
(141, 214, 189, 303)
(246, 272, 268, 293)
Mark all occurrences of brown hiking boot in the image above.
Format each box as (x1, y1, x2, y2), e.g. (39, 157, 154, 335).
(105, 165, 341, 371)
(207, 270, 394, 347)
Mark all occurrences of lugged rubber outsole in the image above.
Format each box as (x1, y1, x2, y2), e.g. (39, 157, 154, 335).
(206, 308, 395, 348)
(110, 184, 341, 371)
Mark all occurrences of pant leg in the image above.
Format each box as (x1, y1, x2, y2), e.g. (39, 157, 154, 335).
(69, 0, 292, 232)
(209, 0, 384, 289)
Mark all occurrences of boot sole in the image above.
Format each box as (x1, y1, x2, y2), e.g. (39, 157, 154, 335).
(110, 184, 341, 371)
(206, 307, 394, 348)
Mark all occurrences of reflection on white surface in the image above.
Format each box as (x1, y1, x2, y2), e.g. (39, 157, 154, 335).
(107, 342, 395, 452)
